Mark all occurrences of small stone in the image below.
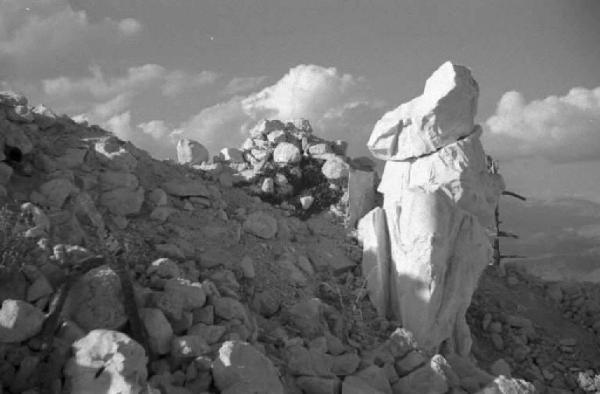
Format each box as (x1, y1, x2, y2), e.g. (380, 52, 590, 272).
(395, 350, 427, 377)
(213, 297, 248, 322)
(147, 258, 181, 279)
(164, 279, 206, 310)
(331, 352, 360, 376)
(490, 358, 511, 378)
(321, 156, 350, 180)
(243, 211, 278, 239)
(239, 256, 256, 279)
(491, 333, 504, 350)
(389, 328, 419, 359)
(261, 177, 275, 194)
(0, 300, 45, 343)
(273, 142, 301, 164)
(188, 324, 226, 344)
(148, 188, 168, 206)
(300, 195, 314, 210)
(171, 335, 210, 360)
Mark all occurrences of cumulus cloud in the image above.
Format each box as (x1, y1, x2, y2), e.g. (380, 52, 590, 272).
(161, 70, 219, 98)
(484, 87, 600, 163)
(0, 0, 143, 79)
(172, 64, 384, 157)
(105, 112, 175, 159)
(222, 76, 269, 96)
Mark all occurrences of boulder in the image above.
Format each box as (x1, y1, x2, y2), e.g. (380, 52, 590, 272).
(321, 156, 349, 180)
(177, 138, 209, 165)
(0, 300, 45, 343)
(94, 137, 137, 172)
(212, 340, 284, 394)
(347, 169, 376, 228)
(39, 178, 77, 208)
(98, 171, 139, 191)
(163, 279, 206, 310)
(162, 180, 210, 197)
(273, 142, 302, 164)
(219, 148, 245, 163)
(64, 329, 148, 394)
(64, 265, 127, 331)
(368, 61, 479, 161)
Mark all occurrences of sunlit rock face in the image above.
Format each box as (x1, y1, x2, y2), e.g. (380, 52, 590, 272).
(360, 61, 503, 356)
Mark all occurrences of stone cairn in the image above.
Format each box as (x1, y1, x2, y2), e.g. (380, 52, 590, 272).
(358, 61, 505, 357)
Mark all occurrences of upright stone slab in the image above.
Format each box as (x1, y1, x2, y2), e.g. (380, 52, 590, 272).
(347, 169, 376, 229)
(357, 208, 390, 318)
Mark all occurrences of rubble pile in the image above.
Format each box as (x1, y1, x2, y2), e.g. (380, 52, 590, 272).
(184, 118, 377, 222)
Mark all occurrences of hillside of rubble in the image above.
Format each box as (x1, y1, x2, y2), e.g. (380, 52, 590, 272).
(0, 89, 598, 394)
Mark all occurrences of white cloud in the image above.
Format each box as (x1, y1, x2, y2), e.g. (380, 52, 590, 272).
(105, 112, 175, 159)
(484, 87, 600, 163)
(222, 76, 269, 96)
(0, 0, 143, 79)
(171, 64, 384, 157)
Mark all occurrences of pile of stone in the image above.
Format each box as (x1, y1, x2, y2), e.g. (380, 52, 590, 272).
(178, 118, 378, 223)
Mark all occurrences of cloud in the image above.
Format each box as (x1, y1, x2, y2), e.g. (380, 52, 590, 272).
(222, 76, 269, 96)
(161, 70, 219, 98)
(105, 112, 175, 159)
(0, 0, 143, 80)
(484, 87, 600, 163)
(171, 64, 384, 157)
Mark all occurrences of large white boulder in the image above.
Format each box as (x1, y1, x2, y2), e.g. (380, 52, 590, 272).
(64, 329, 148, 394)
(177, 138, 209, 165)
(367, 61, 479, 161)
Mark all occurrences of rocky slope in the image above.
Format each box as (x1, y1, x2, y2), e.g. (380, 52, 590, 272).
(0, 85, 596, 394)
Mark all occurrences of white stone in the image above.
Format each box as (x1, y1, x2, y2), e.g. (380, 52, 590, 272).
(357, 208, 390, 319)
(368, 61, 479, 161)
(300, 195, 314, 210)
(385, 188, 491, 356)
(64, 329, 148, 394)
(0, 299, 45, 343)
(212, 340, 285, 394)
(219, 147, 245, 163)
(321, 156, 350, 180)
(273, 142, 302, 164)
(261, 177, 275, 194)
(177, 138, 209, 165)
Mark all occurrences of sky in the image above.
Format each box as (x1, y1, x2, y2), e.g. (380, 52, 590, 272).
(1, 0, 600, 202)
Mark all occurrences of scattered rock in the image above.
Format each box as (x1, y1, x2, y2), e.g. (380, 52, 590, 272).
(0, 300, 45, 343)
(243, 211, 278, 239)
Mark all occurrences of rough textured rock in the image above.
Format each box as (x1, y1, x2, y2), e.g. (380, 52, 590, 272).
(64, 265, 127, 331)
(347, 169, 376, 228)
(162, 180, 209, 197)
(0, 299, 45, 343)
(177, 138, 209, 165)
(477, 375, 536, 393)
(273, 142, 302, 164)
(212, 340, 284, 394)
(141, 308, 173, 355)
(99, 187, 145, 216)
(64, 329, 148, 394)
(391, 355, 451, 394)
(39, 178, 77, 208)
(363, 61, 503, 356)
(243, 211, 278, 239)
(368, 61, 479, 161)
(321, 156, 350, 180)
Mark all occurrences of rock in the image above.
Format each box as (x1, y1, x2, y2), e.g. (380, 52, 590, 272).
(98, 186, 144, 216)
(395, 350, 427, 377)
(3, 122, 33, 154)
(490, 359, 511, 378)
(354, 365, 393, 394)
(0, 300, 45, 343)
(64, 329, 148, 394)
(147, 258, 181, 279)
(162, 180, 210, 197)
(212, 340, 284, 394)
(55, 148, 87, 168)
(273, 142, 302, 164)
(163, 279, 206, 310)
(64, 265, 127, 331)
(392, 355, 451, 394)
(239, 256, 255, 279)
(357, 208, 390, 318)
(477, 375, 536, 393)
(138, 308, 172, 356)
(148, 188, 168, 206)
(347, 169, 376, 228)
(368, 61, 478, 161)
(32, 104, 58, 129)
(177, 138, 209, 164)
(26, 276, 53, 302)
(300, 195, 314, 210)
(39, 178, 77, 208)
(150, 206, 176, 222)
(296, 376, 340, 394)
(307, 239, 356, 274)
(243, 211, 278, 239)
(321, 156, 350, 180)
(188, 323, 226, 344)
(20, 202, 50, 238)
(0, 91, 27, 107)
(261, 177, 275, 194)
(285, 298, 326, 338)
(331, 352, 360, 376)
(171, 335, 210, 360)
(0, 163, 13, 185)
(94, 137, 137, 172)
(99, 171, 139, 190)
(155, 243, 185, 260)
(219, 148, 245, 163)
(249, 119, 285, 138)
(342, 376, 387, 394)
(213, 297, 248, 323)
(267, 130, 288, 144)
(490, 333, 504, 350)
